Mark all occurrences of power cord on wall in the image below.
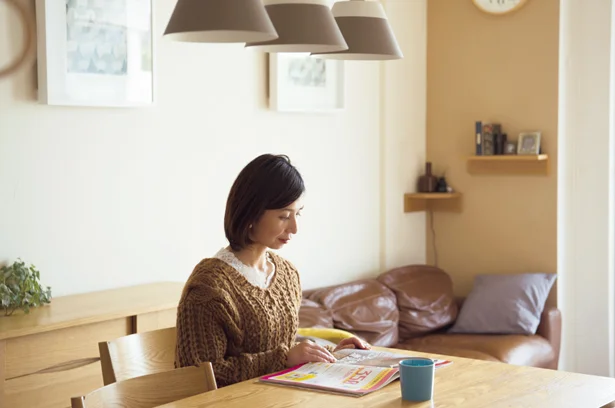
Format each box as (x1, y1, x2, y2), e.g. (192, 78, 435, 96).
(429, 208, 438, 267)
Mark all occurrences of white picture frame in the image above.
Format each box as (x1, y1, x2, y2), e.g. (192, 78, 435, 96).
(268, 53, 345, 113)
(35, 0, 155, 108)
(517, 131, 542, 155)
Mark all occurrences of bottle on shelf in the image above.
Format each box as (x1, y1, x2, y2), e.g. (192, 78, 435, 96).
(418, 162, 438, 193)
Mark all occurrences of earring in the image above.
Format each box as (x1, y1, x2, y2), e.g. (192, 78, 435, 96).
(249, 224, 253, 229)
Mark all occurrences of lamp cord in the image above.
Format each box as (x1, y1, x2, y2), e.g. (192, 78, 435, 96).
(429, 209, 438, 267)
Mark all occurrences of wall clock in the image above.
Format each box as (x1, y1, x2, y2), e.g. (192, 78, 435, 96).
(472, 0, 528, 15)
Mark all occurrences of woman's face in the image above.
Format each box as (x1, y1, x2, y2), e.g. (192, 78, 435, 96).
(250, 198, 303, 250)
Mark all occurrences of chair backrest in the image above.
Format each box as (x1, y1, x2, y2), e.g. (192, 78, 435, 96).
(71, 364, 216, 408)
(99, 327, 177, 385)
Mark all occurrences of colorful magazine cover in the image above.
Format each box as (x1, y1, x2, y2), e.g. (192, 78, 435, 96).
(260, 349, 452, 397)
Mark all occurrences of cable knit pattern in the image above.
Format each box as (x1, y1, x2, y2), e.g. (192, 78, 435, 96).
(175, 252, 302, 387)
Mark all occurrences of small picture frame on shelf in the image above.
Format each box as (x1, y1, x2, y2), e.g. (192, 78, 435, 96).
(517, 132, 541, 155)
(504, 141, 517, 155)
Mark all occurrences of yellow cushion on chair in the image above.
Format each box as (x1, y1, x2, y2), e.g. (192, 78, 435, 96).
(297, 327, 356, 344)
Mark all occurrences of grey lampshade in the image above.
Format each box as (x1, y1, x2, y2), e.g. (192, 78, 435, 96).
(164, 0, 278, 43)
(312, 0, 403, 60)
(245, 0, 348, 53)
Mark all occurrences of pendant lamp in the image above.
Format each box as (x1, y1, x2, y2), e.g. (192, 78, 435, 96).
(311, 0, 403, 60)
(245, 0, 348, 53)
(164, 0, 278, 43)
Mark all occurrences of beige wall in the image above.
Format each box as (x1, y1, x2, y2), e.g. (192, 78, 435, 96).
(426, 0, 559, 297)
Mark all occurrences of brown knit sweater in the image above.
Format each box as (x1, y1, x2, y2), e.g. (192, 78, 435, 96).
(175, 252, 301, 387)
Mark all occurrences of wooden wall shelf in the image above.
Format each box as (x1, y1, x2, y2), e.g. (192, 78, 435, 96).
(467, 154, 549, 175)
(404, 193, 462, 213)
(468, 154, 549, 162)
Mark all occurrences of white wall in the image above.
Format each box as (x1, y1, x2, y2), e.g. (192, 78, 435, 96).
(558, 0, 615, 376)
(0, 0, 399, 296)
(381, 0, 427, 270)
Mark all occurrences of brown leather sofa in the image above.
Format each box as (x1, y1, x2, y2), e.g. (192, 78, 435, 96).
(299, 265, 561, 369)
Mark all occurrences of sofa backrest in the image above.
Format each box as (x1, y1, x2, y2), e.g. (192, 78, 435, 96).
(298, 299, 333, 328)
(377, 265, 458, 341)
(305, 279, 399, 347)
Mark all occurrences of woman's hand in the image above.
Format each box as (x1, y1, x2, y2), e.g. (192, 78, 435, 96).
(286, 341, 337, 367)
(333, 336, 371, 352)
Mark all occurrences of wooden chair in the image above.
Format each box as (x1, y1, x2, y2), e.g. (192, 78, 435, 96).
(99, 327, 177, 385)
(71, 364, 216, 408)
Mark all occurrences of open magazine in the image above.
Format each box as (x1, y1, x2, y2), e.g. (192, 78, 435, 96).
(260, 349, 452, 397)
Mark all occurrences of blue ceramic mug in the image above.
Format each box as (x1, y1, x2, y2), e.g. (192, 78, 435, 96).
(399, 357, 435, 402)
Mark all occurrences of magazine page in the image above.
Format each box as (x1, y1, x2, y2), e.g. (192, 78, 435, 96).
(260, 362, 399, 396)
(333, 348, 453, 369)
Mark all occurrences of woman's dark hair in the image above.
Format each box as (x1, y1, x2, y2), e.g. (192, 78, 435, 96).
(224, 154, 305, 251)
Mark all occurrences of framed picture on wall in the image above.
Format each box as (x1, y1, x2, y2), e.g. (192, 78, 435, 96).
(517, 131, 541, 155)
(268, 53, 345, 113)
(35, 0, 155, 107)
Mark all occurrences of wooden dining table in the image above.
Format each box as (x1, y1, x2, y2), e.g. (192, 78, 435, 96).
(157, 348, 615, 408)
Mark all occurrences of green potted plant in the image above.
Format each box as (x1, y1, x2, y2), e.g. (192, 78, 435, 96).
(0, 259, 52, 316)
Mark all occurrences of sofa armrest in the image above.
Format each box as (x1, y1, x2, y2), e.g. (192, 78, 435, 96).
(536, 306, 561, 369)
(457, 297, 561, 369)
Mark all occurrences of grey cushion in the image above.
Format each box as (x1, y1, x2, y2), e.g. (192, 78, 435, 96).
(448, 273, 557, 335)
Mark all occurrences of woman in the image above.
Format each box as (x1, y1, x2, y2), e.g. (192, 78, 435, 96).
(175, 154, 369, 387)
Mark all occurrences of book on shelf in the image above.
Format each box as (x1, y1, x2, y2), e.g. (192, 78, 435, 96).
(259, 348, 452, 397)
(476, 121, 506, 156)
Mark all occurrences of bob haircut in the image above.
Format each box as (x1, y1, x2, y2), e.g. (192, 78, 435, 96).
(224, 154, 305, 251)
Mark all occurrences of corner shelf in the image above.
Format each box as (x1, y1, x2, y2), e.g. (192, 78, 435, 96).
(467, 154, 550, 175)
(404, 193, 462, 213)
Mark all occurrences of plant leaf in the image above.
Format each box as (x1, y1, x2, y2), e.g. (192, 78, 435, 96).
(0, 260, 52, 316)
